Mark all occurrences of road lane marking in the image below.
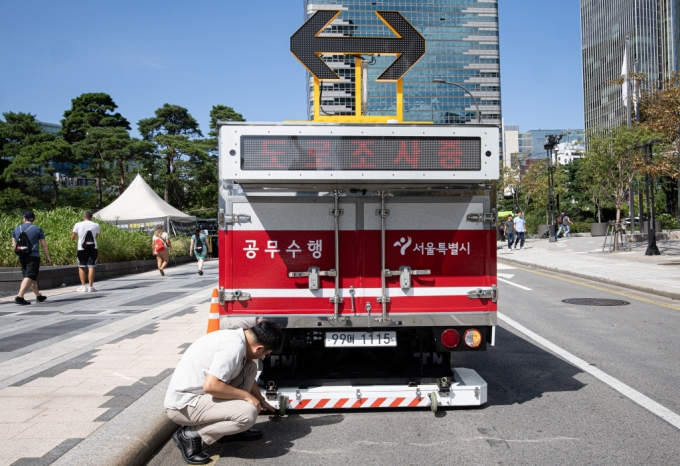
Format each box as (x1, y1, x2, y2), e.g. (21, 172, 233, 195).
(497, 273, 515, 279)
(498, 312, 680, 430)
(499, 262, 680, 312)
(497, 264, 516, 270)
(497, 278, 532, 291)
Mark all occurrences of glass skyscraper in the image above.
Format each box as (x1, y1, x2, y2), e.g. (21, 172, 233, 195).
(580, 0, 675, 130)
(303, 0, 502, 127)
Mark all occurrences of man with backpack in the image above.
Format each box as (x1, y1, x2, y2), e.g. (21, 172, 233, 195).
(71, 211, 100, 292)
(11, 211, 51, 305)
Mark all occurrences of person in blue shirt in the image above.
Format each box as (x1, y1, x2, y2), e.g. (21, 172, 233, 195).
(512, 211, 526, 250)
(11, 211, 52, 305)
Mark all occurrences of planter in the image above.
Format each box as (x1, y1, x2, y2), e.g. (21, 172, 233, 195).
(537, 224, 549, 237)
(590, 223, 608, 237)
(641, 220, 663, 232)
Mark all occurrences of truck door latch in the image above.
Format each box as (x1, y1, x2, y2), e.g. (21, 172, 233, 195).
(218, 212, 252, 229)
(466, 284, 498, 303)
(218, 287, 252, 304)
(384, 266, 431, 291)
(289, 267, 337, 292)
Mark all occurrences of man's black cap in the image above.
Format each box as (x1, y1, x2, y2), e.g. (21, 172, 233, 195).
(23, 211, 35, 221)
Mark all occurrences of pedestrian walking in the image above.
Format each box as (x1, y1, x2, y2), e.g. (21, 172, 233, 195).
(503, 215, 515, 250)
(164, 320, 283, 464)
(513, 211, 526, 249)
(153, 225, 171, 276)
(190, 227, 208, 276)
(558, 211, 573, 238)
(11, 211, 51, 305)
(71, 210, 100, 292)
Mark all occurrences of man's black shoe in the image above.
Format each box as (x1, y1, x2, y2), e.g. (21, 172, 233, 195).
(218, 429, 263, 443)
(15, 297, 30, 306)
(36, 295, 47, 302)
(172, 427, 210, 465)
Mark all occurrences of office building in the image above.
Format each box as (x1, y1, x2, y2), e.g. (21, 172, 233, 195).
(304, 0, 502, 127)
(503, 126, 585, 162)
(580, 0, 675, 130)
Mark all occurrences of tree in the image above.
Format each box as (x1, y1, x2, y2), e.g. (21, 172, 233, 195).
(72, 127, 155, 206)
(638, 71, 680, 217)
(583, 126, 660, 224)
(60, 93, 130, 144)
(4, 138, 73, 206)
(138, 104, 204, 209)
(208, 105, 245, 138)
(1, 112, 76, 208)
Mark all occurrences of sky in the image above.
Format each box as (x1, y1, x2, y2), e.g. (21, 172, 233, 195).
(0, 0, 585, 135)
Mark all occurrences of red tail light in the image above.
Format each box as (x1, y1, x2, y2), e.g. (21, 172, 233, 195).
(441, 329, 460, 349)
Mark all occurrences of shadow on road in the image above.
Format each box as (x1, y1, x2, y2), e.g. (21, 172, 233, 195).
(453, 326, 586, 406)
(214, 414, 344, 460)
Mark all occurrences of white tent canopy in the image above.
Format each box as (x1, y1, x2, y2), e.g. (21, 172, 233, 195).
(95, 174, 196, 234)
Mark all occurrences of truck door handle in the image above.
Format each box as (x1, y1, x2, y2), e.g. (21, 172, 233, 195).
(384, 266, 431, 290)
(289, 267, 337, 291)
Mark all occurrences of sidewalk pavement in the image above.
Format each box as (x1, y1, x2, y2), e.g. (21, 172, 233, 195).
(0, 260, 215, 466)
(498, 236, 680, 299)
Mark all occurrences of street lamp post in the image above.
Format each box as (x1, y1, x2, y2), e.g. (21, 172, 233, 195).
(643, 141, 661, 255)
(432, 79, 483, 124)
(544, 135, 563, 242)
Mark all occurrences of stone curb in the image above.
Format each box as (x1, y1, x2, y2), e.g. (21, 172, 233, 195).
(499, 256, 680, 301)
(52, 375, 176, 466)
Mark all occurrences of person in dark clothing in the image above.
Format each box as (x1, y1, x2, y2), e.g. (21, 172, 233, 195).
(10, 211, 51, 305)
(503, 215, 515, 250)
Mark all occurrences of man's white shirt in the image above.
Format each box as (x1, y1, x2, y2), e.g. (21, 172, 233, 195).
(164, 329, 247, 410)
(72, 220, 100, 250)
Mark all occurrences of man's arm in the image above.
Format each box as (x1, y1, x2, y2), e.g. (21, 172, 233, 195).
(203, 374, 261, 410)
(40, 239, 52, 265)
(70, 232, 77, 241)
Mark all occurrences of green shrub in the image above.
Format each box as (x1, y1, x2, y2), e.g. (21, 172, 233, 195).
(0, 207, 188, 267)
(657, 213, 679, 230)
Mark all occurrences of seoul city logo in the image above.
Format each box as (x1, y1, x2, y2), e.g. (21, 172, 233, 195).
(393, 236, 412, 256)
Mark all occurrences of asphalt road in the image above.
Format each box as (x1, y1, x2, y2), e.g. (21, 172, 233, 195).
(148, 263, 680, 465)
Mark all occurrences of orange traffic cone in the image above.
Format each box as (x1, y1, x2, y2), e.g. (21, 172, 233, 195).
(207, 289, 220, 334)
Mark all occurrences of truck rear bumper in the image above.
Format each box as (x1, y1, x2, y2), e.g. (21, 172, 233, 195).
(263, 367, 487, 413)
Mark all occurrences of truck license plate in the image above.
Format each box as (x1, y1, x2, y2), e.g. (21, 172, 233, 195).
(324, 331, 397, 347)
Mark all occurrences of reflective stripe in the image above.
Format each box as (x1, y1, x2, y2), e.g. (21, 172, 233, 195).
(288, 397, 428, 409)
(208, 314, 220, 320)
(211, 298, 219, 304)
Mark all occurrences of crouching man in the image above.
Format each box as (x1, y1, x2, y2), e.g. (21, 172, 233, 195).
(164, 320, 283, 464)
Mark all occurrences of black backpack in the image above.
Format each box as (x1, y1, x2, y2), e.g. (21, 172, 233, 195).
(194, 234, 203, 253)
(83, 230, 96, 251)
(14, 225, 35, 256)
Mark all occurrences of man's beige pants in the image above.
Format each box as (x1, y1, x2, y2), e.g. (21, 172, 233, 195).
(166, 360, 258, 445)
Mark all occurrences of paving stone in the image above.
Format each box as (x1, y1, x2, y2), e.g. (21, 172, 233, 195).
(27, 409, 108, 424)
(0, 422, 35, 438)
(0, 320, 102, 353)
(0, 438, 65, 463)
(0, 397, 52, 409)
(36, 396, 112, 410)
(24, 376, 92, 388)
(11, 350, 97, 387)
(10, 438, 83, 466)
(120, 291, 186, 307)
(16, 421, 103, 439)
(1, 409, 44, 423)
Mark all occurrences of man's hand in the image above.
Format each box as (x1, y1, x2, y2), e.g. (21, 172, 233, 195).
(45, 257, 52, 266)
(260, 399, 276, 413)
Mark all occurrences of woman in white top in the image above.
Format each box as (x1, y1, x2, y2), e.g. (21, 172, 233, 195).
(152, 225, 172, 276)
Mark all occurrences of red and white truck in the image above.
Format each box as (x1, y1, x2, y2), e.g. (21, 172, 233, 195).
(217, 122, 499, 412)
